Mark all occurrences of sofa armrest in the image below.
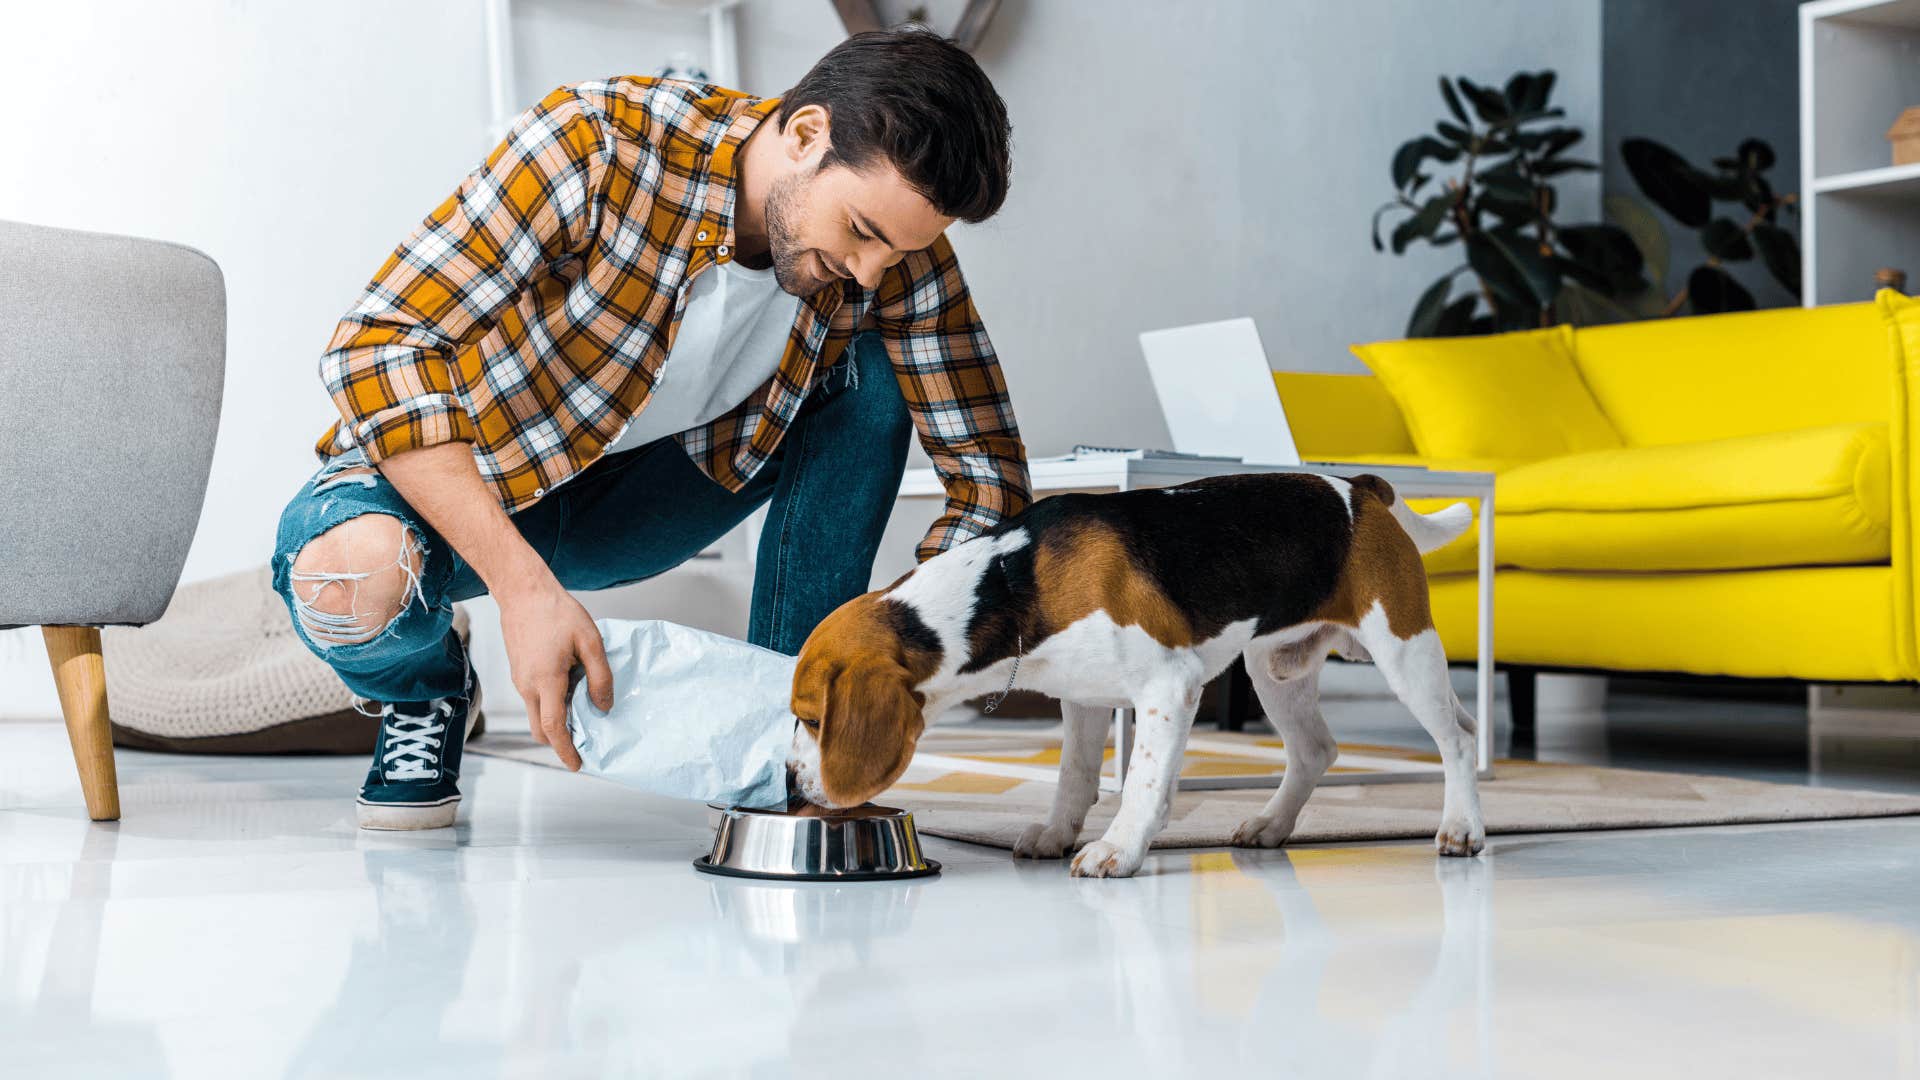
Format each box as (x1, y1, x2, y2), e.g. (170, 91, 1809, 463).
(1272, 372, 1416, 459)
(1884, 290, 1920, 676)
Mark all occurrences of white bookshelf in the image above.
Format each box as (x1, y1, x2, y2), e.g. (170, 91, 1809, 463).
(1801, 0, 1920, 305)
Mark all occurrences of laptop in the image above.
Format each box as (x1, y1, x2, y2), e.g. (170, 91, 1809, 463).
(1137, 317, 1303, 466)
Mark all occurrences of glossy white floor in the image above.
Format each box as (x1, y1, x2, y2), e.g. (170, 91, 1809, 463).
(7, 677, 1920, 1080)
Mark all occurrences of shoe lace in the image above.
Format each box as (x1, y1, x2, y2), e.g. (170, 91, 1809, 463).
(381, 699, 455, 781)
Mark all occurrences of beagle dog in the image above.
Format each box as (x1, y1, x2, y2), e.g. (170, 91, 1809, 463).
(788, 471, 1484, 878)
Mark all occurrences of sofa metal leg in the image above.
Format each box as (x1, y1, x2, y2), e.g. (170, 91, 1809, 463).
(1507, 665, 1538, 748)
(41, 625, 121, 822)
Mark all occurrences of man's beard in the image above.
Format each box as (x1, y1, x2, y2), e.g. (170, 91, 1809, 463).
(763, 170, 833, 297)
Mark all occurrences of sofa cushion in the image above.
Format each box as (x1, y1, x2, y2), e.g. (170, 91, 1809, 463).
(1351, 325, 1622, 461)
(1572, 302, 1887, 447)
(1494, 422, 1891, 571)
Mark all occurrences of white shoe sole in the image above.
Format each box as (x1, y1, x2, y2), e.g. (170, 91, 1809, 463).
(355, 795, 460, 831)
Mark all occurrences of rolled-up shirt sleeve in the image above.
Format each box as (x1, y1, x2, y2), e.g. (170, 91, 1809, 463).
(872, 234, 1032, 561)
(317, 85, 616, 464)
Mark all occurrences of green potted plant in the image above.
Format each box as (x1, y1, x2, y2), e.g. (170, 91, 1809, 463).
(1373, 71, 1648, 337)
(1613, 136, 1801, 314)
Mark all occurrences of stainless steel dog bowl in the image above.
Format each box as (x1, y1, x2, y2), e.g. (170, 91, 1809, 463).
(693, 803, 941, 882)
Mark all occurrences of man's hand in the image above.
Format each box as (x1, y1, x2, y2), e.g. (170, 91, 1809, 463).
(497, 575, 614, 771)
(372, 441, 617, 772)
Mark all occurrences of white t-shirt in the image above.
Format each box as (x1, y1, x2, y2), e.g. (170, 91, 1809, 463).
(605, 256, 801, 454)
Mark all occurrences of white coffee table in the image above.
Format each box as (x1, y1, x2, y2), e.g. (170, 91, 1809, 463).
(896, 457, 1497, 791)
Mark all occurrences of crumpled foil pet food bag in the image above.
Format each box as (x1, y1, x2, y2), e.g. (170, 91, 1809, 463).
(565, 619, 794, 809)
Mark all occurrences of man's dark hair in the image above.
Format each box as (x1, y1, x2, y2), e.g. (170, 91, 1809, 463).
(777, 28, 1012, 223)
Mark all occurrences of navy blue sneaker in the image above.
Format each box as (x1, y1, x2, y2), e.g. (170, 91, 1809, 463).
(355, 680, 483, 831)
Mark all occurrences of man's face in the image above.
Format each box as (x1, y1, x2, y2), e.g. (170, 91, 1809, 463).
(763, 156, 955, 297)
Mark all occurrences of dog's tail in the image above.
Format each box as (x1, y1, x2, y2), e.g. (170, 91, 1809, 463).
(1348, 474, 1474, 554)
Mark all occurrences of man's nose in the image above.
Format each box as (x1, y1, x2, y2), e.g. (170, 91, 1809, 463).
(848, 257, 883, 290)
(846, 253, 885, 290)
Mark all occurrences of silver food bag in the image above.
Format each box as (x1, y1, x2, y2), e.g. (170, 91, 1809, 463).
(564, 619, 794, 809)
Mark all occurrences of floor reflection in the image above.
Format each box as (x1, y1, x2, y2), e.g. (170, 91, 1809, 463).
(283, 840, 492, 1080)
(2, 824, 169, 1078)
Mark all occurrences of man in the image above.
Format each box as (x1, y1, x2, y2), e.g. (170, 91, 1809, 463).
(269, 29, 1030, 830)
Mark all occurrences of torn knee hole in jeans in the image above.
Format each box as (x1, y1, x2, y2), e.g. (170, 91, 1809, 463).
(288, 525, 429, 648)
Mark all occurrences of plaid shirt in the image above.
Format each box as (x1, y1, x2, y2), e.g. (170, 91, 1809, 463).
(315, 76, 1029, 561)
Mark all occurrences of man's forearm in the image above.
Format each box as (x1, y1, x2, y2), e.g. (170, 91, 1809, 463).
(375, 442, 552, 601)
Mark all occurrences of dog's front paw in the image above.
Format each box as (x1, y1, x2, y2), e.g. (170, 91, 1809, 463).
(1230, 814, 1292, 849)
(1013, 821, 1076, 859)
(1434, 818, 1486, 857)
(1070, 839, 1143, 878)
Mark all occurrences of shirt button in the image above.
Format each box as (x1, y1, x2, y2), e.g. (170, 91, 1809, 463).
(534, 487, 546, 497)
(696, 230, 709, 241)
(716, 244, 730, 258)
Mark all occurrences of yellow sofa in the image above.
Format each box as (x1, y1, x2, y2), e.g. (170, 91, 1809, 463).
(1274, 291, 1920, 709)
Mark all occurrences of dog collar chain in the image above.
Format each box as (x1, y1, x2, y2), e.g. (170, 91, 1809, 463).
(982, 632, 1022, 713)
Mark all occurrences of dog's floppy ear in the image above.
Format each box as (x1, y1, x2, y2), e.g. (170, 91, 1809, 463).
(815, 659, 926, 807)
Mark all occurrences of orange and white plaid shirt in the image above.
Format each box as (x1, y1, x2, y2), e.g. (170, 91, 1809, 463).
(315, 76, 1029, 561)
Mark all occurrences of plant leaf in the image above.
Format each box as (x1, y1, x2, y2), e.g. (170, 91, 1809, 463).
(1469, 230, 1561, 308)
(1407, 273, 1460, 337)
(1688, 265, 1756, 314)
(1456, 77, 1511, 125)
(1504, 73, 1535, 110)
(1436, 121, 1473, 146)
(1535, 158, 1597, 176)
(1514, 126, 1582, 155)
(1751, 222, 1802, 298)
(1741, 173, 1776, 215)
(1498, 107, 1565, 131)
(1371, 201, 1401, 253)
(1391, 140, 1425, 191)
(1555, 280, 1649, 326)
(1391, 193, 1457, 254)
(1526, 71, 1556, 112)
(1558, 223, 1647, 294)
(1436, 295, 1480, 336)
(1737, 138, 1776, 173)
(1391, 136, 1459, 190)
(1440, 77, 1470, 126)
(1701, 217, 1754, 261)
(1478, 166, 1533, 196)
(1604, 194, 1670, 292)
(1622, 137, 1712, 228)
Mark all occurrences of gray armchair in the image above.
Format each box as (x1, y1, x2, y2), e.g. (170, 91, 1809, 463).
(0, 220, 225, 819)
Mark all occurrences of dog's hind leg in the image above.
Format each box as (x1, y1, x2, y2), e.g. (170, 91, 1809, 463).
(1231, 633, 1340, 849)
(1014, 700, 1110, 859)
(1355, 607, 1485, 856)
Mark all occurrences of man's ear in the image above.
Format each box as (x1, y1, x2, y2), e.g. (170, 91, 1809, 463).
(817, 660, 926, 807)
(782, 102, 830, 164)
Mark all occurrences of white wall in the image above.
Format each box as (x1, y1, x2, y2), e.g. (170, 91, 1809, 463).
(0, 0, 1599, 717)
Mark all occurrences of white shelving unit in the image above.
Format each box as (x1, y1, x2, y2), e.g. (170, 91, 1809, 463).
(1801, 0, 1920, 305)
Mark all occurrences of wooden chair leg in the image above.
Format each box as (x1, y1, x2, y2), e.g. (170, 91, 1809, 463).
(42, 625, 121, 821)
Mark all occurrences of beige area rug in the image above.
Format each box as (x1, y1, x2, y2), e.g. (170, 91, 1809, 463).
(469, 726, 1920, 850)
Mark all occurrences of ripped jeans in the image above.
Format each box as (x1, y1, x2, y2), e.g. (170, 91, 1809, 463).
(268, 329, 912, 708)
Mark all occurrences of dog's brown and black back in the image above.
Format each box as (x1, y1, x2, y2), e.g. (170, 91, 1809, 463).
(956, 472, 1418, 674)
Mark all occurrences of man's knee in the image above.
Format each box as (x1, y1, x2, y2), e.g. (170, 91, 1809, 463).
(287, 513, 427, 646)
